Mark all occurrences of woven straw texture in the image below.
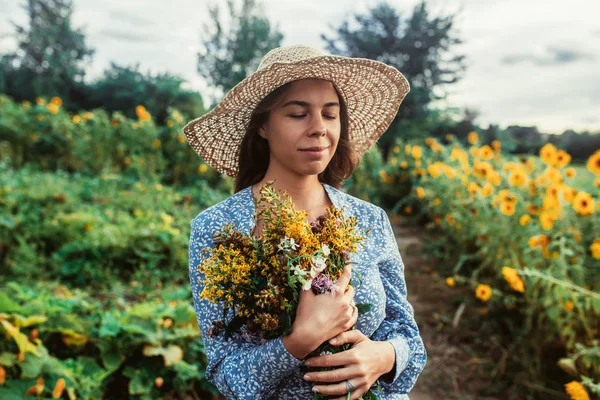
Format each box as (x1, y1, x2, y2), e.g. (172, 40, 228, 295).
(183, 45, 410, 177)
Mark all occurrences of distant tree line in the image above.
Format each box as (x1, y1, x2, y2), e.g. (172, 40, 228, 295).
(0, 0, 597, 160)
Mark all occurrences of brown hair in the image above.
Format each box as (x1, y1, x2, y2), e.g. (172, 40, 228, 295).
(234, 80, 360, 193)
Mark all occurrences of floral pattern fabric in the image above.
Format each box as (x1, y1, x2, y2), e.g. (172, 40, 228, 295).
(188, 183, 427, 399)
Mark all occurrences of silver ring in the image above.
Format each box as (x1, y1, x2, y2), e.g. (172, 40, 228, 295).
(345, 379, 356, 393)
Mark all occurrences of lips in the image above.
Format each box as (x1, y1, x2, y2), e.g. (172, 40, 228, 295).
(299, 146, 328, 152)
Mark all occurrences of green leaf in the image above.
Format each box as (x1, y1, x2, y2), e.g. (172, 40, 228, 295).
(127, 303, 156, 319)
(0, 379, 38, 400)
(356, 303, 373, 313)
(0, 352, 18, 367)
(0, 291, 21, 313)
(99, 312, 121, 337)
(96, 340, 123, 374)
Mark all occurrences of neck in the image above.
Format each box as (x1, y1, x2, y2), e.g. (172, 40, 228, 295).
(253, 170, 325, 212)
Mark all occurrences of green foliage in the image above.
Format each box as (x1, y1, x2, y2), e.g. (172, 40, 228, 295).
(0, 94, 228, 187)
(0, 164, 230, 287)
(0, 281, 218, 399)
(83, 62, 206, 125)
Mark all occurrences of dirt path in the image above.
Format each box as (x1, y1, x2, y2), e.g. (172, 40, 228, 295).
(392, 220, 501, 400)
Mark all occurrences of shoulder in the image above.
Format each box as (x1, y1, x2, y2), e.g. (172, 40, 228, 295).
(190, 187, 250, 233)
(328, 185, 385, 222)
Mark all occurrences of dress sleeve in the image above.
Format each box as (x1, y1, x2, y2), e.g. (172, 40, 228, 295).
(188, 215, 304, 399)
(369, 207, 427, 394)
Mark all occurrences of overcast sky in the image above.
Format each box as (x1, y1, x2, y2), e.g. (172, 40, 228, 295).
(1, 0, 599, 134)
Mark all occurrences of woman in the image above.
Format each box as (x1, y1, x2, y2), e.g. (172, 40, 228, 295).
(184, 45, 426, 400)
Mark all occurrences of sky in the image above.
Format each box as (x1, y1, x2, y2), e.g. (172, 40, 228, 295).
(1, 0, 599, 134)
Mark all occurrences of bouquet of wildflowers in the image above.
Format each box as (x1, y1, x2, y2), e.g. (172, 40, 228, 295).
(198, 181, 381, 399)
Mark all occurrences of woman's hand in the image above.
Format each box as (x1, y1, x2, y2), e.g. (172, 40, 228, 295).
(301, 330, 395, 400)
(288, 265, 358, 357)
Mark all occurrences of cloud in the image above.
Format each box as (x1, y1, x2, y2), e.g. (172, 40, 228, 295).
(500, 45, 595, 66)
(96, 28, 162, 43)
(107, 10, 154, 27)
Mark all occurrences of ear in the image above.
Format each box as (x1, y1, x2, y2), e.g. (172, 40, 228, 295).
(258, 125, 267, 140)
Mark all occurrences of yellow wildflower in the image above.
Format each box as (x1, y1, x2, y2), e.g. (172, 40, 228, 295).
(479, 145, 494, 160)
(590, 239, 600, 259)
(555, 150, 571, 167)
(501, 266, 525, 293)
(587, 150, 600, 175)
(564, 381, 590, 400)
(519, 214, 531, 226)
(411, 145, 422, 159)
(445, 277, 455, 287)
(540, 143, 558, 166)
(573, 192, 594, 216)
(500, 201, 515, 216)
(468, 131, 478, 145)
(475, 284, 492, 302)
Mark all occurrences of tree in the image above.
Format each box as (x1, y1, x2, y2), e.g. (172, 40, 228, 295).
(197, 0, 283, 107)
(321, 0, 467, 153)
(0, 0, 95, 106)
(84, 62, 206, 125)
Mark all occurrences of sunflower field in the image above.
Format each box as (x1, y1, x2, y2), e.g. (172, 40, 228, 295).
(376, 132, 600, 398)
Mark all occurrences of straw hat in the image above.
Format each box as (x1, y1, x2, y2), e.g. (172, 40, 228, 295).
(183, 44, 410, 177)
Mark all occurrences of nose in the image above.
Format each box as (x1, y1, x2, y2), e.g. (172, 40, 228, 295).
(309, 115, 327, 137)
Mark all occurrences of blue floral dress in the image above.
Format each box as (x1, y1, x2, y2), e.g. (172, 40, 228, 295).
(188, 183, 427, 399)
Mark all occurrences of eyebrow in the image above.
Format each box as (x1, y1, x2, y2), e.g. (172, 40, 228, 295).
(281, 100, 340, 109)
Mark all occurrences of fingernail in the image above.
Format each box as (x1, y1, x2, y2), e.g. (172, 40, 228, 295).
(312, 387, 320, 393)
(329, 338, 337, 344)
(303, 374, 311, 381)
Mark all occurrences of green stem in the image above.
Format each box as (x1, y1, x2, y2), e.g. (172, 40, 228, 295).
(519, 269, 600, 300)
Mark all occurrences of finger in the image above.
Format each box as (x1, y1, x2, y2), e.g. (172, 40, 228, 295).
(312, 380, 363, 397)
(304, 348, 356, 368)
(328, 330, 365, 346)
(343, 285, 355, 302)
(303, 365, 353, 383)
(336, 264, 352, 292)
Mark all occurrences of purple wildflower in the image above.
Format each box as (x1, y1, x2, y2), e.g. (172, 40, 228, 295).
(311, 273, 339, 295)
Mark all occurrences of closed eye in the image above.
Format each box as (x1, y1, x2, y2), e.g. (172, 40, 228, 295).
(289, 114, 337, 120)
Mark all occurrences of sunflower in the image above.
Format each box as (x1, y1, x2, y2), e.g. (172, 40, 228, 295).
(480, 183, 493, 197)
(540, 211, 555, 230)
(573, 192, 595, 216)
(540, 143, 558, 165)
(473, 161, 494, 179)
(501, 267, 525, 293)
(416, 187, 425, 199)
(564, 167, 576, 178)
(509, 166, 528, 187)
(564, 381, 590, 400)
(500, 201, 516, 216)
(519, 214, 531, 226)
(479, 145, 494, 160)
(491, 140, 501, 152)
(555, 150, 571, 167)
(411, 145, 422, 159)
(587, 150, 600, 175)
(468, 131, 479, 145)
(475, 284, 492, 302)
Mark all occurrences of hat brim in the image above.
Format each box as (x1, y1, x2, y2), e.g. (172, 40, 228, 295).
(183, 55, 410, 177)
